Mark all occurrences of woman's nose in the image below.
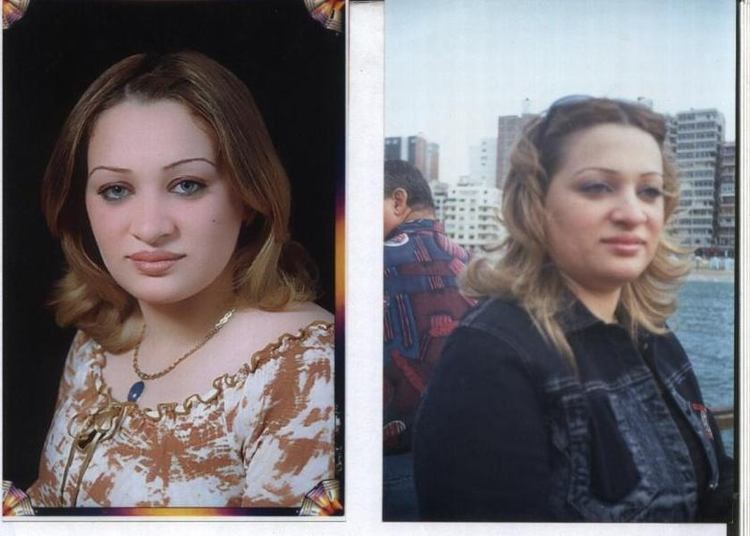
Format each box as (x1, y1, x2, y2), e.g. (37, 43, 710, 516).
(611, 191, 648, 226)
(129, 194, 176, 244)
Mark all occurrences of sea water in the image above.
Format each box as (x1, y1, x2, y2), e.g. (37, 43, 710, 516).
(671, 279, 735, 456)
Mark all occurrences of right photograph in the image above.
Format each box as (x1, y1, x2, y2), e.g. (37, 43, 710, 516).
(383, 0, 736, 524)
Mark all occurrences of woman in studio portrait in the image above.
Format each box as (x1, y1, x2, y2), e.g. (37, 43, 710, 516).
(413, 97, 734, 522)
(3, 1, 342, 512)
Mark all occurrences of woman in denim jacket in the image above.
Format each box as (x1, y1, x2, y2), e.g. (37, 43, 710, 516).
(413, 97, 734, 522)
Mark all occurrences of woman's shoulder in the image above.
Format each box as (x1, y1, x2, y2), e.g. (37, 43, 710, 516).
(63, 330, 102, 371)
(231, 299, 329, 325)
(222, 303, 334, 417)
(233, 301, 332, 340)
(44, 330, 106, 416)
(231, 302, 334, 371)
(448, 297, 563, 374)
(267, 301, 334, 329)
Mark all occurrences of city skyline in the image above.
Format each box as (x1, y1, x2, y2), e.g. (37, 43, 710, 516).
(385, 0, 736, 184)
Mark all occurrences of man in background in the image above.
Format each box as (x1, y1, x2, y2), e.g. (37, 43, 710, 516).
(383, 160, 474, 520)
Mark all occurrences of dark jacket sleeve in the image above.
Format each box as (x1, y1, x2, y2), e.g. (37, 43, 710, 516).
(699, 410, 735, 522)
(413, 326, 553, 521)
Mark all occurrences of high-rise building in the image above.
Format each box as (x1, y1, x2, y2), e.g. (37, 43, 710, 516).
(670, 109, 724, 248)
(666, 115, 678, 152)
(469, 137, 497, 187)
(425, 142, 440, 182)
(384, 136, 406, 161)
(408, 135, 427, 175)
(440, 182, 504, 252)
(384, 135, 440, 182)
(430, 180, 450, 222)
(495, 113, 536, 189)
(716, 142, 735, 251)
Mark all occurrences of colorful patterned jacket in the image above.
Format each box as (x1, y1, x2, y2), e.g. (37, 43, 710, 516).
(383, 219, 474, 454)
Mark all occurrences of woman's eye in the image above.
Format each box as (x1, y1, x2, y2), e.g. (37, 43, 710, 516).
(98, 184, 131, 201)
(579, 182, 612, 195)
(171, 179, 205, 196)
(639, 186, 664, 200)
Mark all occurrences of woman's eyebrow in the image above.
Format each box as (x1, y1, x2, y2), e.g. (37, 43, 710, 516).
(573, 167, 664, 177)
(88, 165, 130, 178)
(163, 157, 217, 170)
(87, 158, 217, 178)
(571, 166, 617, 177)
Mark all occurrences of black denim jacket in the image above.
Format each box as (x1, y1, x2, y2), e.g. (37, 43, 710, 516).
(413, 297, 733, 522)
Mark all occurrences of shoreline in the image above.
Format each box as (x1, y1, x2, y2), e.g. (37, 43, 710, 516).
(685, 269, 734, 283)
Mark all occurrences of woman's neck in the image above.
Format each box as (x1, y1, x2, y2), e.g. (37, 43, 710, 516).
(137, 270, 236, 347)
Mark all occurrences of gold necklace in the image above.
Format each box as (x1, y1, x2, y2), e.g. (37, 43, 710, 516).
(127, 308, 236, 402)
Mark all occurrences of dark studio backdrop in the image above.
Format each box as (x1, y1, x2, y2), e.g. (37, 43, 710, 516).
(3, 0, 344, 490)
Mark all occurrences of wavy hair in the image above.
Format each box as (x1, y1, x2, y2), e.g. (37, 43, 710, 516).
(463, 97, 690, 363)
(42, 51, 315, 352)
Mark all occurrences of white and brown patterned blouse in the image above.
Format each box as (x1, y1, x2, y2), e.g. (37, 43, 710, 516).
(27, 321, 335, 508)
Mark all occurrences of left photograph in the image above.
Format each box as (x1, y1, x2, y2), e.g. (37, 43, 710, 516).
(3, 0, 344, 515)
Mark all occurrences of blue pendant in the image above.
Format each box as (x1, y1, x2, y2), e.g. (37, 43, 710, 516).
(127, 381, 145, 402)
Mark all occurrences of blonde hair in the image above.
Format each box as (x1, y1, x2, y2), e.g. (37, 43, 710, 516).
(463, 97, 690, 363)
(42, 51, 315, 352)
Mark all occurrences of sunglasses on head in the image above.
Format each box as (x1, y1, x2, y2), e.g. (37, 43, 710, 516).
(537, 95, 650, 139)
(547, 94, 594, 112)
(534, 95, 592, 140)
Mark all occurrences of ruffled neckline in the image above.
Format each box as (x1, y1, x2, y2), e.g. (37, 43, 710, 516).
(87, 320, 333, 421)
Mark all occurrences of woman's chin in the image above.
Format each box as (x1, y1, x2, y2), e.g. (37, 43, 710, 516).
(564, 264, 649, 295)
(595, 271, 648, 293)
(112, 270, 232, 309)
(593, 259, 652, 288)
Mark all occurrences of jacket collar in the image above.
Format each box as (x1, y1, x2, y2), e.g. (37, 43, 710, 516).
(556, 292, 653, 346)
(555, 290, 636, 335)
(386, 218, 443, 240)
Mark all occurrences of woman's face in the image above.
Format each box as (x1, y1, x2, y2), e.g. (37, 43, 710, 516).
(85, 99, 245, 306)
(543, 123, 665, 295)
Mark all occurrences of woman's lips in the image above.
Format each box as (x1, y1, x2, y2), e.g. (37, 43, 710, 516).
(601, 236, 645, 256)
(127, 251, 185, 276)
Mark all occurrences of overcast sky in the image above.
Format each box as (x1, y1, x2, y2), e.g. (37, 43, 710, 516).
(385, 0, 736, 183)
